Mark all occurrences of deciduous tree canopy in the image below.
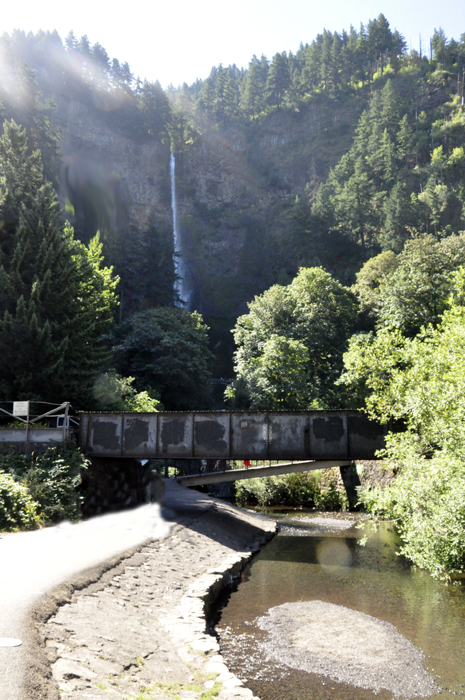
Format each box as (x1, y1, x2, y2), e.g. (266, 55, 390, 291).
(227, 267, 357, 409)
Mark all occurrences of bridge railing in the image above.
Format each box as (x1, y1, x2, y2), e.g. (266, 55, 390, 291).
(0, 401, 77, 449)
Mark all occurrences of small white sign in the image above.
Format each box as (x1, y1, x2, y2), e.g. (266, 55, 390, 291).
(13, 401, 29, 417)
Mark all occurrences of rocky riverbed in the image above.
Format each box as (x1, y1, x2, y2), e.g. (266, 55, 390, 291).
(36, 484, 276, 700)
(256, 600, 439, 698)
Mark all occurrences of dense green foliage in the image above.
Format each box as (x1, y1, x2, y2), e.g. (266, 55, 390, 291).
(1, 21, 465, 381)
(113, 307, 213, 410)
(22, 447, 87, 523)
(171, 21, 465, 336)
(312, 82, 465, 254)
(236, 470, 347, 510)
(0, 445, 88, 527)
(0, 470, 41, 530)
(352, 234, 465, 335)
(93, 372, 161, 411)
(227, 267, 357, 408)
(187, 15, 408, 120)
(0, 121, 119, 405)
(340, 271, 465, 579)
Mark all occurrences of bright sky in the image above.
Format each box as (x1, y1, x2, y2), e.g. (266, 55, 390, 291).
(2, 0, 464, 87)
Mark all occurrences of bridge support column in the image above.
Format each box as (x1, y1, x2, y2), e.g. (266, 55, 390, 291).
(339, 462, 361, 510)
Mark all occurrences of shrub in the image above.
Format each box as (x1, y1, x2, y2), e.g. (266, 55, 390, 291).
(0, 446, 89, 524)
(0, 470, 41, 531)
(24, 447, 89, 523)
(357, 441, 465, 580)
(236, 470, 347, 510)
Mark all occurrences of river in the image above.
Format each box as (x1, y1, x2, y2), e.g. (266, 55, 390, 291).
(213, 510, 465, 700)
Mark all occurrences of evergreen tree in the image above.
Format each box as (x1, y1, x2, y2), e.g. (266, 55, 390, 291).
(328, 31, 343, 95)
(390, 30, 407, 73)
(139, 80, 171, 140)
(396, 114, 417, 169)
(381, 182, 414, 252)
(0, 121, 118, 405)
(432, 28, 448, 66)
(367, 14, 393, 76)
(356, 23, 369, 85)
(214, 66, 237, 125)
(265, 52, 290, 109)
(300, 42, 321, 93)
(242, 56, 264, 117)
(198, 68, 217, 117)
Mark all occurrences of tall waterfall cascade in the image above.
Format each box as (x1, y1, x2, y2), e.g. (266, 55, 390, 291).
(170, 153, 191, 307)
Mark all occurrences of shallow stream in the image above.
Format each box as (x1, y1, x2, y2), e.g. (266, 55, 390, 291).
(213, 511, 465, 700)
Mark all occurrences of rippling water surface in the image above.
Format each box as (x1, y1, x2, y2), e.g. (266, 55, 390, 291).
(213, 511, 465, 700)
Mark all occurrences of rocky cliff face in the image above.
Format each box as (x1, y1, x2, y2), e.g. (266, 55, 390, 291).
(51, 93, 362, 372)
(175, 94, 362, 317)
(55, 97, 172, 240)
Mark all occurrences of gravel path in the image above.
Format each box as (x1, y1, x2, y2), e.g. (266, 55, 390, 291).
(38, 484, 276, 700)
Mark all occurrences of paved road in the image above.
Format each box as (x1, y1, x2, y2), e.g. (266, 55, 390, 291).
(0, 480, 214, 700)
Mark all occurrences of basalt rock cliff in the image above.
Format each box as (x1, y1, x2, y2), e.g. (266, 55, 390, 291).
(55, 93, 362, 324)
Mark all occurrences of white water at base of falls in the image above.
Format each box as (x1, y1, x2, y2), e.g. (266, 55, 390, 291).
(170, 152, 191, 307)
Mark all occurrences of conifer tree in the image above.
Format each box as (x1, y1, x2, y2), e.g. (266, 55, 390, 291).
(242, 57, 264, 117)
(214, 66, 237, 125)
(0, 120, 118, 405)
(367, 14, 393, 75)
(139, 80, 171, 140)
(265, 52, 290, 109)
(300, 42, 320, 93)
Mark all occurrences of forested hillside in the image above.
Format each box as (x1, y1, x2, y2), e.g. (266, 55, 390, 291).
(1, 22, 464, 309)
(0, 17, 464, 380)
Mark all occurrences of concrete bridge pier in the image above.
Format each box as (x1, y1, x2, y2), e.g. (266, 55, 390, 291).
(339, 462, 362, 510)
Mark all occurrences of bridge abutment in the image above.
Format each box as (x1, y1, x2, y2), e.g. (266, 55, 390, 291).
(81, 458, 149, 517)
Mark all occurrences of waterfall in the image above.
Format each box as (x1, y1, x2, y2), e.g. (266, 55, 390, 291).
(170, 153, 190, 307)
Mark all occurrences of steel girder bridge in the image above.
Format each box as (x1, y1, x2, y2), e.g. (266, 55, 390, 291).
(78, 410, 389, 486)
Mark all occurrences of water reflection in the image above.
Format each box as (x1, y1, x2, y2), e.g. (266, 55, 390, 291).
(214, 512, 465, 700)
(317, 538, 353, 570)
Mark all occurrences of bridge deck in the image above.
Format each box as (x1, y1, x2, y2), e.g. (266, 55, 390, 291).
(176, 459, 353, 486)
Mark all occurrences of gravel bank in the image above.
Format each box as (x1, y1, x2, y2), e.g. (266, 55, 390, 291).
(256, 600, 439, 699)
(36, 482, 276, 700)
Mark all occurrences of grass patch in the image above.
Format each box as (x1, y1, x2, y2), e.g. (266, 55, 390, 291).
(136, 680, 203, 700)
(201, 682, 222, 699)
